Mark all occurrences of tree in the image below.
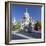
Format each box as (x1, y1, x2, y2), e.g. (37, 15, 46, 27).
(34, 21, 41, 31)
(12, 22, 21, 31)
(15, 22, 20, 29)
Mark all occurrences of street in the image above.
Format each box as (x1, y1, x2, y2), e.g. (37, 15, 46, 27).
(11, 30, 41, 40)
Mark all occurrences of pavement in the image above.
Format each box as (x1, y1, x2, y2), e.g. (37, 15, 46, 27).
(11, 30, 41, 40)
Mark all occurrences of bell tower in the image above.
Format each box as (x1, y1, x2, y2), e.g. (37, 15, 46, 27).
(24, 8, 29, 18)
(12, 17, 16, 25)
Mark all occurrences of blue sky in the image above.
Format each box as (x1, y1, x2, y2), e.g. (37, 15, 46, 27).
(10, 4, 41, 22)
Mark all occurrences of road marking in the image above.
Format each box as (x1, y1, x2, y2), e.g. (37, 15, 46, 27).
(12, 31, 32, 39)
